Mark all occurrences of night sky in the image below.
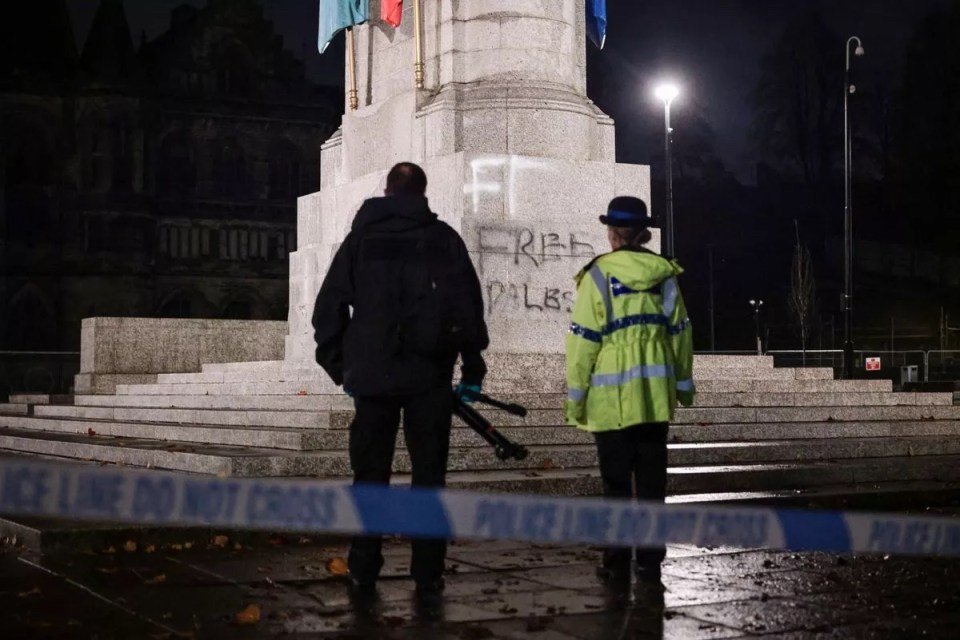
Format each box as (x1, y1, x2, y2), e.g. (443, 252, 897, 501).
(66, 0, 949, 183)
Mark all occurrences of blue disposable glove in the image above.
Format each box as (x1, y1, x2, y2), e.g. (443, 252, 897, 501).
(454, 383, 482, 404)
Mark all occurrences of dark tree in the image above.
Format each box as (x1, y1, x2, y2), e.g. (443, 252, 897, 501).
(750, 11, 843, 186)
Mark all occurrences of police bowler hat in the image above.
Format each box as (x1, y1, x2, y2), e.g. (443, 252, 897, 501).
(599, 196, 658, 228)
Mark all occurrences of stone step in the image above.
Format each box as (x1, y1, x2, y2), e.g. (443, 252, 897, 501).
(674, 404, 960, 425)
(7, 394, 74, 405)
(694, 379, 892, 393)
(32, 405, 332, 429)
(691, 355, 774, 368)
(693, 367, 834, 381)
(72, 388, 934, 412)
(75, 394, 357, 411)
(4, 425, 960, 479)
(671, 420, 960, 443)
(0, 404, 30, 415)
(692, 392, 953, 407)
(115, 381, 337, 396)
(115, 367, 839, 397)
(35, 402, 960, 430)
(0, 415, 329, 450)
(410, 454, 960, 496)
(0, 415, 593, 450)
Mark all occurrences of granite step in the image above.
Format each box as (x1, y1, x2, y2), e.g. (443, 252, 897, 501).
(4, 425, 960, 478)
(0, 415, 333, 450)
(671, 420, 960, 443)
(33, 402, 960, 430)
(694, 379, 892, 393)
(72, 388, 938, 411)
(7, 394, 74, 405)
(32, 405, 332, 429)
(0, 403, 30, 415)
(692, 391, 953, 407)
(117, 368, 845, 397)
(0, 415, 595, 450)
(437, 454, 960, 496)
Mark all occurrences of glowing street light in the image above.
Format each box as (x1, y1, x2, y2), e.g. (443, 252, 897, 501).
(842, 37, 864, 379)
(749, 299, 765, 355)
(654, 82, 680, 256)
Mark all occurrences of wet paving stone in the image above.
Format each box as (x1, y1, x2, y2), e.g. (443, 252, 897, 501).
(6, 538, 960, 638)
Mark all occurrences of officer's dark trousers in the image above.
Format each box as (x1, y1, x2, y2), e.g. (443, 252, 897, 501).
(347, 386, 453, 586)
(593, 422, 669, 577)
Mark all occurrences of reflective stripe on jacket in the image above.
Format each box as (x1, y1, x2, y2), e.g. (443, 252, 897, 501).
(564, 248, 695, 432)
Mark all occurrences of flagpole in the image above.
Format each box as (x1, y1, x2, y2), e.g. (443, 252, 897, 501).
(346, 27, 359, 111)
(413, 0, 424, 88)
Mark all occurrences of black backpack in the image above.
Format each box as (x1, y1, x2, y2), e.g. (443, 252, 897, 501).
(356, 222, 480, 357)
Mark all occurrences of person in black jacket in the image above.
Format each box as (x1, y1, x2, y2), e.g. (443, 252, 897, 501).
(312, 162, 489, 605)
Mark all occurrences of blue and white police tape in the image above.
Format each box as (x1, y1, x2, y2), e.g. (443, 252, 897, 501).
(1, 459, 958, 557)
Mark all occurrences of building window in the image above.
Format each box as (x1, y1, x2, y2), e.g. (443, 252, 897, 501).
(213, 137, 249, 198)
(158, 132, 196, 199)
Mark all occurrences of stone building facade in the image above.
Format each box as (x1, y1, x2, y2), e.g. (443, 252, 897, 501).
(0, 0, 340, 352)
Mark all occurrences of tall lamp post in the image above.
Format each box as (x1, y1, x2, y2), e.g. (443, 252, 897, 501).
(655, 83, 679, 256)
(843, 37, 865, 379)
(749, 299, 764, 355)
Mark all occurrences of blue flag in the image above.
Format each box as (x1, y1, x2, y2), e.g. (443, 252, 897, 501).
(585, 0, 607, 49)
(318, 0, 369, 54)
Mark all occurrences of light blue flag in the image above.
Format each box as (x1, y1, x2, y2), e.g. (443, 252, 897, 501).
(318, 0, 369, 54)
(585, 0, 607, 49)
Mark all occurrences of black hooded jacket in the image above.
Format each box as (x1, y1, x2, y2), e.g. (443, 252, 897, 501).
(312, 195, 489, 396)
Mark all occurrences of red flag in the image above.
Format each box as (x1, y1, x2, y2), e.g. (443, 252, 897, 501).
(381, 0, 402, 27)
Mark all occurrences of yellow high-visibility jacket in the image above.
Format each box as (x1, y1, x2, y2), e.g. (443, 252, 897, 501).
(565, 248, 695, 431)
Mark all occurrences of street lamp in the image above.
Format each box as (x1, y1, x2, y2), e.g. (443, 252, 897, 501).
(843, 36, 864, 379)
(655, 82, 680, 257)
(749, 299, 764, 355)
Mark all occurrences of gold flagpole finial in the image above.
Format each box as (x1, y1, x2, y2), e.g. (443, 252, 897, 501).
(346, 27, 359, 111)
(413, 0, 424, 89)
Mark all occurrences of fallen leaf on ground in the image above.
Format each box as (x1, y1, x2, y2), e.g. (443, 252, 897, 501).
(234, 542, 243, 551)
(540, 458, 555, 471)
(124, 540, 137, 553)
(233, 604, 261, 625)
(87, 428, 97, 436)
(145, 545, 156, 553)
(18, 587, 41, 598)
(145, 573, 167, 585)
(296, 389, 308, 396)
(325, 557, 349, 576)
(212, 535, 229, 548)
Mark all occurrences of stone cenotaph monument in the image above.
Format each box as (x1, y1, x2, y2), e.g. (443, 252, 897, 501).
(285, 0, 653, 373)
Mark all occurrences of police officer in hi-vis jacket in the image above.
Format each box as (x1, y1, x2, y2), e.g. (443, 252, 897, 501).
(565, 195, 696, 590)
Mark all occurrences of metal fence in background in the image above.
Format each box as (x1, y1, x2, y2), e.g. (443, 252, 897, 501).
(0, 351, 81, 400)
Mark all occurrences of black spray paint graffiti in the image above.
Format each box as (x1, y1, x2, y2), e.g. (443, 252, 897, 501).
(476, 227, 596, 275)
(485, 282, 575, 316)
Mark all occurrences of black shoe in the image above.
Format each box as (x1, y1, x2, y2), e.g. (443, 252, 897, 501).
(596, 565, 631, 588)
(414, 579, 445, 619)
(635, 567, 665, 593)
(348, 577, 378, 603)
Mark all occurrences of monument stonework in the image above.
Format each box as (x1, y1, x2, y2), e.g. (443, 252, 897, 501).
(285, 0, 654, 368)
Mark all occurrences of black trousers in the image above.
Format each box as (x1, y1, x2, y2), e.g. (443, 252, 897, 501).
(347, 386, 453, 586)
(593, 422, 669, 576)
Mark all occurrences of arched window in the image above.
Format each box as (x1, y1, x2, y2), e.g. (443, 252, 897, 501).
(212, 136, 249, 198)
(158, 131, 196, 198)
(87, 124, 111, 192)
(268, 141, 303, 200)
(111, 119, 134, 192)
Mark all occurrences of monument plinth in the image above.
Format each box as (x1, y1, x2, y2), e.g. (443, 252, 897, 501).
(285, 0, 653, 367)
